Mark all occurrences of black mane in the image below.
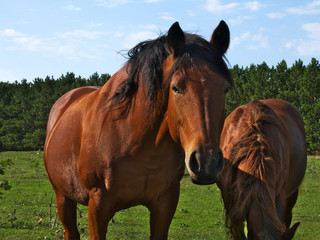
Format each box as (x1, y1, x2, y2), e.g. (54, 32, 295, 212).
(110, 32, 232, 117)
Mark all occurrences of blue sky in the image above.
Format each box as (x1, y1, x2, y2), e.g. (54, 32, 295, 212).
(0, 0, 319, 83)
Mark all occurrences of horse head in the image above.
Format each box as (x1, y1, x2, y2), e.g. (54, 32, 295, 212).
(163, 21, 231, 184)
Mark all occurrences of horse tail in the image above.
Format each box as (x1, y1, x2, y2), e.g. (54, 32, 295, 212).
(222, 99, 283, 239)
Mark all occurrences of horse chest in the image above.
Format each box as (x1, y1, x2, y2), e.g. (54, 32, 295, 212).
(101, 151, 184, 207)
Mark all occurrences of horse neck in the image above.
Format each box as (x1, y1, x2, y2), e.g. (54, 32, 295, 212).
(99, 67, 169, 147)
(131, 80, 168, 141)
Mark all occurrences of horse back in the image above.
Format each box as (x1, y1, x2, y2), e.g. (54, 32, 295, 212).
(221, 99, 307, 195)
(45, 86, 100, 139)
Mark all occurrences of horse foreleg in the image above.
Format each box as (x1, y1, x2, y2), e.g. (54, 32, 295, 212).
(55, 190, 80, 240)
(148, 182, 180, 240)
(88, 187, 114, 240)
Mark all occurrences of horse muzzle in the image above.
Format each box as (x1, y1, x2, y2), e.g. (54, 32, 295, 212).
(186, 147, 224, 185)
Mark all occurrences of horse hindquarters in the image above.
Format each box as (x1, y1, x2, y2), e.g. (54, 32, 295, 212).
(44, 87, 98, 239)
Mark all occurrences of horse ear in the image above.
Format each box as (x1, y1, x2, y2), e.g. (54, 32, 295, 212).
(167, 22, 185, 57)
(282, 222, 300, 240)
(210, 20, 230, 56)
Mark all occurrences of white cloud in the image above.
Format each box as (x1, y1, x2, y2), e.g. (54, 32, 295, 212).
(204, 0, 265, 14)
(145, 0, 160, 2)
(137, 24, 159, 30)
(230, 32, 251, 49)
(297, 23, 320, 56)
(0, 28, 112, 60)
(123, 31, 158, 49)
(286, 1, 320, 15)
(229, 16, 252, 25)
(114, 31, 125, 37)
(249, 33, 268, 50)
(87, 22, 104, 28)
(111, 25, 161, 50)
(230, 30, 268, 51)
(204, 0, 239, 14)
(244, 1, 263, 11)
(63, 5, 82, 11)
(302, 22, 320, 38)
(297, 40, 320, 56)
(10, 35, 80, 58)
(0, 29, 24, 37)
(285, 22, 320, 56)
(159, 12, 175, 21)
(267, 12, 285, 19)
(95, 0, 130, 8)
(59, 30, 108, 40)
(284, 41, 295, 49)
(186, 10, 197, 17)
(12, 36, 44, 52)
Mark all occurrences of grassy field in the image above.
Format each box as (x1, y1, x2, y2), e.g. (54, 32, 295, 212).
(0, 151, 319, 239)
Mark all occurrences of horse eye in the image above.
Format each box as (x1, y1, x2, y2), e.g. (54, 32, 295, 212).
(171, 85, 182, 94)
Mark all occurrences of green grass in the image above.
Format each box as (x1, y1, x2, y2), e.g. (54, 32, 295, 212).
(0, 152, 319, 239)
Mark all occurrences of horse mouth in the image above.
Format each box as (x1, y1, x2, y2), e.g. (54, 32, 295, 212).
(190, 175, 218, 185)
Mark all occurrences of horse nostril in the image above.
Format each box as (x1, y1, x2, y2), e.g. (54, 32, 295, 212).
(189, 150, 201, 173)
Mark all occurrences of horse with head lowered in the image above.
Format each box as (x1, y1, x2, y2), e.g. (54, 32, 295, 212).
(218, 99, 307, 240)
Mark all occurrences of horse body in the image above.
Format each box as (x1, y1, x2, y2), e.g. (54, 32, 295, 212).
(44, 21, 232, 240)
(45, 66, 185, 239)
(259, 100, 306, 195)
(217, 99, 307, 240)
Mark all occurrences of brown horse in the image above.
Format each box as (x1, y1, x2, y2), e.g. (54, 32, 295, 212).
(44, 21, 232, 240)
(217, 99, 307, 240)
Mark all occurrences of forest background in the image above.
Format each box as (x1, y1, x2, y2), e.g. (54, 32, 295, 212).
(0, 58, 319, 154)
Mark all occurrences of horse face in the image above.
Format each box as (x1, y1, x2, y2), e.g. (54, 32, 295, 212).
(164, 21, 231, 185)
(168, 66, 229, 184)
(247, 201, 267, 239)
(247, 201, 300, 240)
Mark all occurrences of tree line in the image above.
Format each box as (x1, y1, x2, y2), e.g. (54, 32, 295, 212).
(0, 59, 319, 154)
(0, 72, 110, 151)
(227, 58, 319, 154)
